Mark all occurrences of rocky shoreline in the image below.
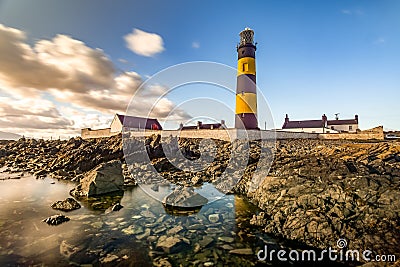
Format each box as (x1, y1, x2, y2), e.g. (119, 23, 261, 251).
(1, 135, 399, 263)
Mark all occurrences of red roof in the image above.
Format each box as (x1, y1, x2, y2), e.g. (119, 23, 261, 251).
(327, 119, 358, 126)
(282, 120, 324, 129)
(117, 114, 162, 130)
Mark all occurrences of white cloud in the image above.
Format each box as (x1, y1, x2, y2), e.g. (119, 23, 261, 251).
(192, 41, 200, 49)
(124, 28, 165, 57)
(0, 24, 115, 96)
(0, 24, 191, 137)
(0, 97, 74, 134)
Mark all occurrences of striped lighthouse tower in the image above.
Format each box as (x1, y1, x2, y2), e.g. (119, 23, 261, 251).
(235, 27, 258, 130)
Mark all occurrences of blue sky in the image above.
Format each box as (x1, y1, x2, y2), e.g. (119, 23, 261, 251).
(0, 0, 399, 137)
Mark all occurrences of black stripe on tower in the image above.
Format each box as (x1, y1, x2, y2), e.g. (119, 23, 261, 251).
(237, 44, 256, 59)
(236, 74, 256, 94)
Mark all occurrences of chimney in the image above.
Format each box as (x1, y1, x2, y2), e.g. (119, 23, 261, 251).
(355, 114, 359, 123)
(221, 120, 226, 128)
(285, 114, 289, 124)
(322, 114, 328, 127)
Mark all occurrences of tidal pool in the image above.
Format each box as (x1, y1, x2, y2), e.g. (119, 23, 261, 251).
(0, 171, 349, 266)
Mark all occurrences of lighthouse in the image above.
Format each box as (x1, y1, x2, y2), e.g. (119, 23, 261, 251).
(235, 27, 258, 129)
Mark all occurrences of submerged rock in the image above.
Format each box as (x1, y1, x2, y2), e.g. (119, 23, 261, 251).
(59, 240, 80, 259)
(43, 214, 70, 225)
(208, 214, 220, 223)
(156, 235, 190, 253)
(51, 198, 81, 211)
(70, 160, 124, 197)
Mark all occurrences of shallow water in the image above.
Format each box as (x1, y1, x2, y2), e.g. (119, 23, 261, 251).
(0, 171, 348, 266)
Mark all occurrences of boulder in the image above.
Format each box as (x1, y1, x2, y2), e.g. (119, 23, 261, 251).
(162, 186, 208, 208)
(70, 160, 124, 197)
(51, 198, 81, 211)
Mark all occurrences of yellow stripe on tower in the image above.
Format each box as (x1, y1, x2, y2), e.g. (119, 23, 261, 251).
(235, 92, 257, 114)
(237, 57, 256, 76)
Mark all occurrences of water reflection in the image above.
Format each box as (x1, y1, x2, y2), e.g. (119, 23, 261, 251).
(80, 191, 124, 211)
(0, 173, 349, 266)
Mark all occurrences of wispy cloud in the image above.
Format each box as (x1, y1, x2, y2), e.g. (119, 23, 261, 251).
(341, 9, 364, 16)
(373, 37, 386, 45)
(192, 41, 200, 49)
(341, 9, 352, 15)
(124, 28, 165, 57)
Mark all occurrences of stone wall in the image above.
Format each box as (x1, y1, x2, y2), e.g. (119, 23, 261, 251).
(81, 128, 120, 139)
(275, 131, 319, 139)
(125, 129, 320, 141)
(319, 126, 384, 140)
(126, 129, 233, 141)
(82, 126, 384, 141)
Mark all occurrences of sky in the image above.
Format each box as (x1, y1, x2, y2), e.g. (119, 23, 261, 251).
(0, 0, 399, 138)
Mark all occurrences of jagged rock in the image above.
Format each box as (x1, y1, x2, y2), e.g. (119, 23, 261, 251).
(51, 198, 81, 211)
(250, 212, 266, 226)
(2, 133, 400, 258)
(43, 214, 70, 225)
(153, 257, 172, 267)
(111, 203, 123, 211)
(70, 160, 124, 197)
(101, 254, 119, 263)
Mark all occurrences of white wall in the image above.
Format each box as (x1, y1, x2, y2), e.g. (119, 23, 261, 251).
(277, 128, 338, 134)
(329, 124, 358, 133)
(110, 115, 123, 133)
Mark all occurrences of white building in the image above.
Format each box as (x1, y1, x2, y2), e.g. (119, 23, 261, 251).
(110, 114, 162, 133)
(81, 114, 162, 139)
(327, 115, 359, 133)
(281, 114, 359, 133)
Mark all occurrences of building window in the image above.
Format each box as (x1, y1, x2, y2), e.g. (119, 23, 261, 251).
(349, 125, 353, 131)
(243, 63, 249, 72)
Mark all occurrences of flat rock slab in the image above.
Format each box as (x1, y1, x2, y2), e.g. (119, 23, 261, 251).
(156, 236, 190, 254)
(229, 248, 253, 255)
